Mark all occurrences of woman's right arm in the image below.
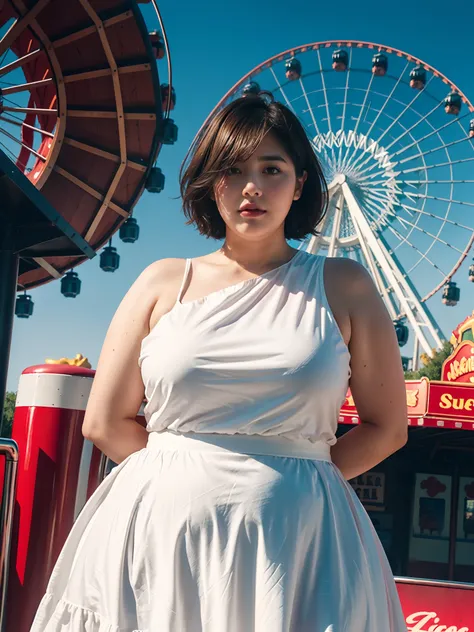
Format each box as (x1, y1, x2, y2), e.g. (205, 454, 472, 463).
(81, 259, 183, 464)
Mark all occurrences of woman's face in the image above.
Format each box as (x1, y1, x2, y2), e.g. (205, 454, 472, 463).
(213, 132, 307, 242)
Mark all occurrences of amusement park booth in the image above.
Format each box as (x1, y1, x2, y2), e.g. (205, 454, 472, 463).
(342, 312, 474, 629)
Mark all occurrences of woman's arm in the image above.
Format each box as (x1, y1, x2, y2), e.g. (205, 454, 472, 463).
(81, 259, 182, 464)
(328, 259, 408, 480)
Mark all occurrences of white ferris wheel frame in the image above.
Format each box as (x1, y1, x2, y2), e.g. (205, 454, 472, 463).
(198, 40, 474, 363)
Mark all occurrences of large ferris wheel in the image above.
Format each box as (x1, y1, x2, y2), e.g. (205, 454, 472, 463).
(203, 41, 474, 366)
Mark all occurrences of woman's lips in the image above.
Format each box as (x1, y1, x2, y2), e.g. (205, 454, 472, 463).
(239, 210, 266, 217)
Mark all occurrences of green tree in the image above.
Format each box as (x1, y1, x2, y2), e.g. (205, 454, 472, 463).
(404, 340, 453, 381)
(1, 392, 17, 438)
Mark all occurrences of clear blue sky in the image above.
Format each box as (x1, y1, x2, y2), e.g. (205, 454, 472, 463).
(7, 0, 474, 391)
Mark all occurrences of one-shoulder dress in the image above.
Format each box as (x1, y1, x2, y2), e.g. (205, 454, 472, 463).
(31, 249, 407, 631)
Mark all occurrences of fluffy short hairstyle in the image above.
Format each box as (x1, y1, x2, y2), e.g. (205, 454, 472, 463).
(179, 93, 328, 240)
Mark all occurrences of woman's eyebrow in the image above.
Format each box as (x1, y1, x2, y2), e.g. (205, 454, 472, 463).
(257, 154, 288, 163)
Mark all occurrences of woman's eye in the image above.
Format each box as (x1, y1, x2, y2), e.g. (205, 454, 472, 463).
(265, 166, 281, 175)
(225, 167, 240, 175)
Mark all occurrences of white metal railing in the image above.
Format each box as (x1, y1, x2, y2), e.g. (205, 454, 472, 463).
(395, 575, 474, 590)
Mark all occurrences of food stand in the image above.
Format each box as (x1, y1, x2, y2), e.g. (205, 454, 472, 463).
(343, 312, 474, 629)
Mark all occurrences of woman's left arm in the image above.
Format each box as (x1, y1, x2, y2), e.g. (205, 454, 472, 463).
(329, 260, 408, 480)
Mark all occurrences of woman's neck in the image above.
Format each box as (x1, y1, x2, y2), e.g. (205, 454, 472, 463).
(218, 237, 296, 272)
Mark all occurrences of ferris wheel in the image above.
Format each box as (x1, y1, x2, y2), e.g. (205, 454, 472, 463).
(204, 41, 474, 365)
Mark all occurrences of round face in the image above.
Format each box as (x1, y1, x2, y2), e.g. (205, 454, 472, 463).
(213, 132, 307, 242)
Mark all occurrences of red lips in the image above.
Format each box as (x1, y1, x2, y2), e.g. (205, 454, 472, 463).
(239, 202, 266, 212)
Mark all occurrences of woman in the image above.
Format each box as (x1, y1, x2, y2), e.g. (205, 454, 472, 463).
(31, 94, 408, 631)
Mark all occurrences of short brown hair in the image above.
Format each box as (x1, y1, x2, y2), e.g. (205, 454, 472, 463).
(179, 94, 328, 240)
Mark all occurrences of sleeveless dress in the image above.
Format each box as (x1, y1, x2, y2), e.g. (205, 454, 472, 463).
(31, 249, 407, 632)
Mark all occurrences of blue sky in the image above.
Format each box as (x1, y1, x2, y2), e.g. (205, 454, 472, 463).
(7, 0, 474, 391)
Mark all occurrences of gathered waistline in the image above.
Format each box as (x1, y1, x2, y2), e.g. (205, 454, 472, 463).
(146, 430, 332, 462)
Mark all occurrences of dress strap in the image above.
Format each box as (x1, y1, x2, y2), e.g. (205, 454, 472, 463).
(176, 258, 192, 303)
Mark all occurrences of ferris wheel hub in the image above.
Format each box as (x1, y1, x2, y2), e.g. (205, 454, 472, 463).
(314, 131, 401, 235)
(331, 173, 347, 185)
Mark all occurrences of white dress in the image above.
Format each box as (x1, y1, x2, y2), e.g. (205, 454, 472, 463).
(31, 250, 407, 631)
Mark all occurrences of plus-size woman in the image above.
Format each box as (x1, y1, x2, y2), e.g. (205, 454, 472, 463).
(31, 94, 408, 631)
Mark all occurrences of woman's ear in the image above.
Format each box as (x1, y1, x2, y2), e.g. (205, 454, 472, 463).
(293, 170, 308, 201)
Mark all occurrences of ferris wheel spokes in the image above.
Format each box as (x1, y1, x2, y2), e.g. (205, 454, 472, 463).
(365, 243, 399, 320)
(0, 113, 54, 138)
(269, 66, 295, 113)
(299, 78, 323, 137)
(209, 40, 474, 358)
(354, 100, 438, 175)
(400, 155, 474, 174)
(385, 222, 449, 277)
(0, 125, 46, 162)
(405, 192, 474, 210)
(327, 190, 344, 257)
(342, 181, 443, 352)
(340, 49, 353, 134)
(396, 203, 474, 248)
(388, 105, 466, 156)
(399, 136, 471, 165)
(0, 48, 42, 76)
(392, 213, 465, 255)
(316, 49, 335, 135)
(364, 63, 410, 140)
(405, 178, 474, 185)
(339, 76, 375, 171)
(314, 50, 339, 169)
(339, 108, 430, 180)
(371, 74, 436, 149)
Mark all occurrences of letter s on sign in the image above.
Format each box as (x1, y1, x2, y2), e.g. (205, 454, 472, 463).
(439, 393, 452, 409)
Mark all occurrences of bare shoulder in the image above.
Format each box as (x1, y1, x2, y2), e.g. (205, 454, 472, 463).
(324, 254, 396, 346)
(323, 257, 372, 293)
(138, 257, 187, 290)
(324, 258, 408, 440)
(135, 258, 189, 330)
(324, 257, 379, 312)
(109, 258, 188, 336)
(321, 258, 356, 345)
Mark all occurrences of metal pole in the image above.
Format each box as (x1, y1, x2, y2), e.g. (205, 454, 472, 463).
(0, 222, 19, 437)
(412, 336, 420, 372)
(342, 180, 443, 354)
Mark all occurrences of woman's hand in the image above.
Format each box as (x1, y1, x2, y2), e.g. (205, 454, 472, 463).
(327, 258, 408, 480)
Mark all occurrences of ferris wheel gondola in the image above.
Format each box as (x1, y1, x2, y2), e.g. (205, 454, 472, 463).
(201, 40, 474, 365)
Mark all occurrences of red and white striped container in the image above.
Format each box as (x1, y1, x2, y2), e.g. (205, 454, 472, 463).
(5, 364, 98, 631)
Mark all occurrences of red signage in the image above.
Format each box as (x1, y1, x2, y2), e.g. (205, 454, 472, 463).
(442, 341, 474, 384)
(397, 580, 473, 631)
(427, 382, 474, 421)
(339, 378, 474, 430)
(339, 313, 474, 430)
(340, 379, 429, 421)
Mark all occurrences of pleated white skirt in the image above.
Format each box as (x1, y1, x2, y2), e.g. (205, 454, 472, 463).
(30, 431, 406, 631)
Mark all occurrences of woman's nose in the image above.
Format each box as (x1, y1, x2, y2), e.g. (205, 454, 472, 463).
(242, 180, 262, 197)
